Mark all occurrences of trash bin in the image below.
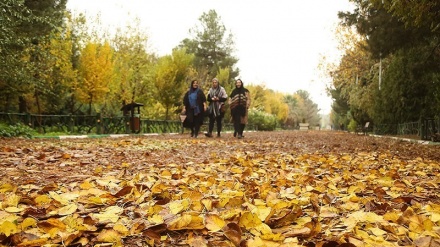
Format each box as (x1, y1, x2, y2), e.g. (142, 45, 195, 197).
(132, 113, 140, 133)
(121, 102, 144, 133)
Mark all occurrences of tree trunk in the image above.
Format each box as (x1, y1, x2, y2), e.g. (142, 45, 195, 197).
(18, 96, 27, 113)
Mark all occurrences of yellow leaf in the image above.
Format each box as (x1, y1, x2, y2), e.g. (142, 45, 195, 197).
(409, 221, 423, 234)
(148, 214, 164, 224)
(46, 218, 67, 231)
(4, 206, 23, 213)
(121, 162, 130, 168)
(205, 214, 226, 232)
(113, 223, 129, 236)
(161, 169, 172, 178)
(21, 217, 37, 230)
(0, 221, 17, 236)
(168, 214, 205, 230)
(63, 215, 89, 231)
(415, 171, 426, 176)
(253, 222, 272, 235)
(92, 206, 123, 223)
(15, 238, 49, 247)
(96, 229, 122, 243)
(35, 194, 52, 205)
(169, 199, 190, 214)
(239, 212, 262, 229)
(369, 227, 387, 236)
(252, 207, 272, 222)
(87, 196, 108, 205)
(429, 212, 440, 223)
(49, 191, 69, 205)
(51, 203, 78, 216)
(0, 183, 16, 193)
(231, 167, 243, 174)
(260, 231, 285, 241)
(80, 180, 94, 189)
(4, 194, 20, 207)
(383, 211, 400, 223)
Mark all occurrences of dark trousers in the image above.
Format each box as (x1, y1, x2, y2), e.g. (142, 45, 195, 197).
(190, 114, 203, 137)
(208, 114, 223, 134)
(232, 112, 245, 136)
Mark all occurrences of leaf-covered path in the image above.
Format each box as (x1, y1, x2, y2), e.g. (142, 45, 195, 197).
(1, 131, 439, 246)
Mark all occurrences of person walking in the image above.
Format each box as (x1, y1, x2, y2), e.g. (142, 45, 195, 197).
(182, 79, 207, 138)
(205, 78, 228, 138)
(229, 79, 250, 139)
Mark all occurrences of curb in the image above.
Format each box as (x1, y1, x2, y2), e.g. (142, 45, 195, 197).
(32, 133, 169, 140)
(368, 134, 440, 145)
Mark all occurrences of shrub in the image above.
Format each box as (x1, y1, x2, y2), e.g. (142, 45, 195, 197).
(248, 109, 277, 131)
(0, 123, 35, 138)
(347, 119, 358, 132)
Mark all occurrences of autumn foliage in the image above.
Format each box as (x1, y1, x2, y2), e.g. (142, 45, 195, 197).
(0, 131, 439, 247)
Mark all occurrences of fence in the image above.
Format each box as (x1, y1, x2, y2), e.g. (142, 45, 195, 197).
(0, 112, 256, 135)
(373, 117, 439, 140)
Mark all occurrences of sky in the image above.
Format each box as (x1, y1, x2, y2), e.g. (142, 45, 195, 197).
(66, 0, 354, 114)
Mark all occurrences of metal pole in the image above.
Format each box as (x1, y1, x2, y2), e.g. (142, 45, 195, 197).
(379, 57, 382, 90)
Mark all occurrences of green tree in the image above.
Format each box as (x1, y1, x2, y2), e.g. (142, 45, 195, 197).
(294, 90, 321, 126)
(179, 10, 239, 86)
(152, 48, 194, 120)
(284, 94, 298, 128)
(110, 22, 155, 116)
(333, 0, 440, 132)
(370, 0, 440, 33)
(0, 0, 67, 112)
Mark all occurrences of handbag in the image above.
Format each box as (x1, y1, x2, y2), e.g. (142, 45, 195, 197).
(220, 104, 226, 113)
(179, 113, 187, 123)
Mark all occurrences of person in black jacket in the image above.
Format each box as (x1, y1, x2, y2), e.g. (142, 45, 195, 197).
(229, 79, 251, 139)
(182, 80, 207, 138)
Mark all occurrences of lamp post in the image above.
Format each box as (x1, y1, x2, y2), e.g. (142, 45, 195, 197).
(379, 53, 382, 90)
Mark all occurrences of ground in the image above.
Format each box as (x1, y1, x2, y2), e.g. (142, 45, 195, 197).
(0, 131, 439, 246)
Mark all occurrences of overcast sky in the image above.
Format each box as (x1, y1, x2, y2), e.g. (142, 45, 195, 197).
(67, 0, 354, 114)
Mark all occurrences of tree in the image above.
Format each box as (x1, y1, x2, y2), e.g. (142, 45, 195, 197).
(42, 23, 78, 114)
(0, 0, 67, 112)
(333, 0, 440, 132)
(284, 94, 298, 128)
(179, 10, 239, 87)
(247, 85, 289, 126)
(152, 48, 194, 120)
(110, 21, 155, 116)
(77, 42, 114, 115)
(370, 0, 440, 33)
(294, 90, 321, 126)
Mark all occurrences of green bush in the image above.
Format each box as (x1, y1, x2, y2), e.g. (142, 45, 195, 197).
(347, 119, 358, 132)
(0, 123, 35, 138)
(248, 109, 277, 131)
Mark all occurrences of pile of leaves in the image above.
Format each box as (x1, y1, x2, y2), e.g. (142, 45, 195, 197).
(0, 131, 439, 247)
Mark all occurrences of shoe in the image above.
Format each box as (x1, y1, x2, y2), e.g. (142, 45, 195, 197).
(205, 133, 213, 137)
(237, 135, 243, 139)
(217, 133, 221, 137)
(233, 132, 237, 137)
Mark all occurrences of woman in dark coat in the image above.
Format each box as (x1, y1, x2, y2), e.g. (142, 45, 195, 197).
(229, 79, 251, 139)
(183, 79, 207, 137)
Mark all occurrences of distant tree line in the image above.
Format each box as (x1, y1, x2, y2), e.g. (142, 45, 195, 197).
(1, 2, 322, 129)
(327, 0, 440, 131)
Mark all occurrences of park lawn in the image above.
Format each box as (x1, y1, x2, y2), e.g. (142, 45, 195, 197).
(0, 131, 439, 247)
